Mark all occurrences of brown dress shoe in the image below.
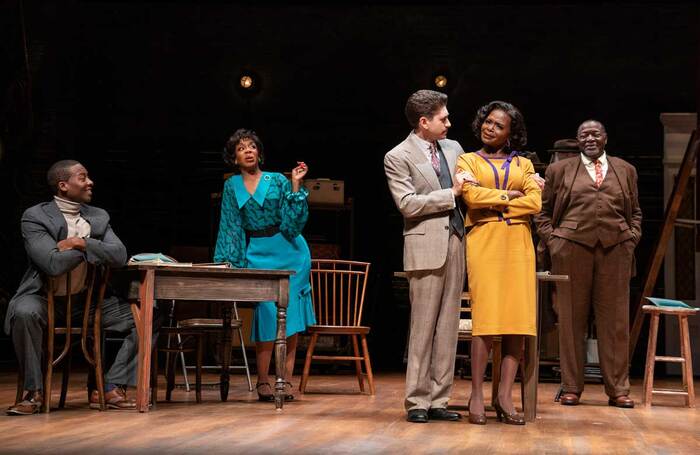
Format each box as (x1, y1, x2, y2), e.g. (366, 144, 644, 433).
(560, 392, 580, 406)
(90, 387, 136, 410)
(7, 391, 43, 415)
(608, 395, 634, 408)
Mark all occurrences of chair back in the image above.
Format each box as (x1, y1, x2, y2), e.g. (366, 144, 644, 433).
(310, 259, 370, 327)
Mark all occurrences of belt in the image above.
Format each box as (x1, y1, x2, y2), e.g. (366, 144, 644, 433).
(246, 225, 281, 238)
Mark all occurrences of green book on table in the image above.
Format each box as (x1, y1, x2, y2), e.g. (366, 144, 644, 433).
(645, 297, 694, 309)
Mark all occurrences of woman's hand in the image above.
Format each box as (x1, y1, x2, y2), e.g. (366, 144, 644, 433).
(291, 161, 308, 192)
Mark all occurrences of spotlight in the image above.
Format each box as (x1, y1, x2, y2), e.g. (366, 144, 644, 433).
(434, 75, 448, 89)
(240, 75, 254, 89)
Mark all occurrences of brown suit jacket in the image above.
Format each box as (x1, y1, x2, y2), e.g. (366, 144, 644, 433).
(533, 154, 642, 273)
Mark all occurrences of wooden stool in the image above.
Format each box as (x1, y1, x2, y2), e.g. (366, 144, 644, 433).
(642, 304, 699, 407)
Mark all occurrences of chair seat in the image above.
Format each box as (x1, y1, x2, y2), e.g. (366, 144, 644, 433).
(307, 325, 370, 335)
(178, 318, 243, 329)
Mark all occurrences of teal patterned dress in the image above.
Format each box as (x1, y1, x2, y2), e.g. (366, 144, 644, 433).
(214, 172, 316, 342)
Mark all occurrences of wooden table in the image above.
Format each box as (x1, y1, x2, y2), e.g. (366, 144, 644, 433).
(117, 265, 293, 412)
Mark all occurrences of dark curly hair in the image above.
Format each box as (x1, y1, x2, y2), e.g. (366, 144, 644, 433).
(472, 101, 527, 151)
(222, 128, 265, 169)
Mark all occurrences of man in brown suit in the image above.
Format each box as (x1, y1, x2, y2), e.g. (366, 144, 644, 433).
(535, 120, 642, 408)
(384, 90, 472, 423)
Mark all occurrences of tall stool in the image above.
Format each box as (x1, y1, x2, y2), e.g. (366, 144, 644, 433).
(14, 265, 108, 413)
(642, 304, 698, 407)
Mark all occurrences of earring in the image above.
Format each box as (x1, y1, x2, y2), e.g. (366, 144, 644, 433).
(258, 157, 263, 165)
(506, 138, 511, 149)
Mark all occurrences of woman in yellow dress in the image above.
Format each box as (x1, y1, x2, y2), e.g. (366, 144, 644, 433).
(457, 101, 541, 425)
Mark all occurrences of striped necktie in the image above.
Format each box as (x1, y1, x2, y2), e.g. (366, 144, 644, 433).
(430, 143, 441, 176)
(594, 160, 603, 187)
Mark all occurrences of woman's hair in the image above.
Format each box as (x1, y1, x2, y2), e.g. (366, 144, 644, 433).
(222, 128, 265, 168)
(472, 101, 527, 150)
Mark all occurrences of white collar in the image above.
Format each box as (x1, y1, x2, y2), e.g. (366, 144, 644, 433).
(581, 151, 607, 166)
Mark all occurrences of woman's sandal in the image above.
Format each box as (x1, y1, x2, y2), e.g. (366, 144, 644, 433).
(255, 382, 275, 402)
(256, 382, 295, 402)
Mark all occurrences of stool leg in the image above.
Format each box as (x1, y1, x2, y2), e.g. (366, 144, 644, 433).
(643, 313, 660, 407)
(679, 316, 695, 408)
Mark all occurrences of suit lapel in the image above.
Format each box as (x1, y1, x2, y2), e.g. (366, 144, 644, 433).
(554, 157, 581, 226)
(405, 133, 441, 191)
(437, 140, 456, 177)
(43, 200, 68, 241)
(562, 156, 580, 193)
(80, 204, 104, 237)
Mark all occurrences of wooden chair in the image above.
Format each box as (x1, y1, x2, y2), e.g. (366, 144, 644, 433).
(155, 303, 250, 404)
(300, 259, 374, 395)
(456, 292, 508, 408)
(642, 304, 698, 407)
(15, 264, 108, 413)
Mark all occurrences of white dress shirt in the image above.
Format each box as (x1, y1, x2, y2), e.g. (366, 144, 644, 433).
(580, 151, 608, 183)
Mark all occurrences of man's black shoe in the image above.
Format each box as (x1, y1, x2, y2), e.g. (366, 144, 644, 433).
(428, 408, 462, 421)
(406, 409, 429, 423)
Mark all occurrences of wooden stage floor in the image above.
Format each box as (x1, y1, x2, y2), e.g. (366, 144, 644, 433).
(0, 371, 698, 454)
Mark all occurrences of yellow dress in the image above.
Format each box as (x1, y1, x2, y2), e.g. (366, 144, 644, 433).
(457, 152, 542, 336)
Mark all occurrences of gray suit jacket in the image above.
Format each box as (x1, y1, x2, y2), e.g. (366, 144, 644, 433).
(4, 200, 128, 334)
(384, 132, 465, 271)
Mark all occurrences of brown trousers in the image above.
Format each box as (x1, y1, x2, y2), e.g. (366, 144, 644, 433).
(550, 236, 635, 398)
(404, 234, 465, 411)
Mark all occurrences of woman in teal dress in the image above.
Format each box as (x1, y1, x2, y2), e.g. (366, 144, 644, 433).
(214, 128, 316, 401)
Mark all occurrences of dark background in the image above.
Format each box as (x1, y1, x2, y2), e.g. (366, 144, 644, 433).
(1, 1, 698, 372)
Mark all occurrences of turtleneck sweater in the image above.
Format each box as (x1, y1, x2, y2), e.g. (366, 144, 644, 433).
(53, 196, 91, 296)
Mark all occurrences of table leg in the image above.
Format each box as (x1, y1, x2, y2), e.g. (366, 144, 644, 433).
(523, 278, 543, 421)
(274, 278, 289, 410)
(220, 303, 232, 401)
(136, 269, 155, 413)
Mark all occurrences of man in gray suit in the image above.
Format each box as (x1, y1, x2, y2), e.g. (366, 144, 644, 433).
(385, 90, 471, 423)
(6, 160, 145, 415)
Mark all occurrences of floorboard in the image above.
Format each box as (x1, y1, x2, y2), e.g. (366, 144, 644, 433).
(0, 371, 698, 454)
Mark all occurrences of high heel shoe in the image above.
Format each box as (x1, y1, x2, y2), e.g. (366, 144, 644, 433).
(493, 397, 525, 425)
(467, 399, 487, 425)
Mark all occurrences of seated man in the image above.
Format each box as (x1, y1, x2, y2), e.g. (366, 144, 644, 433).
(6, 159, 155, 415)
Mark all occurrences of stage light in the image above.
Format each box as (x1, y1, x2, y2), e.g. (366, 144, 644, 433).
(240, 75, 254, 89)
(434, 75, 448, 89)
